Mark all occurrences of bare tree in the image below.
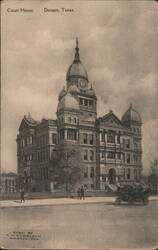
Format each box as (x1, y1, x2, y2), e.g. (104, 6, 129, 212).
(148, 159, 158, 193)
(49, 145, 83, 192)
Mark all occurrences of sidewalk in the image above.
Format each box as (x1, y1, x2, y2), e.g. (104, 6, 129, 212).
(0, 197, 115, 208)
(0, 196, 157, 208)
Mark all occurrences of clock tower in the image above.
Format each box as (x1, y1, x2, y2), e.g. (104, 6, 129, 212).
(66, 38, 97, 120)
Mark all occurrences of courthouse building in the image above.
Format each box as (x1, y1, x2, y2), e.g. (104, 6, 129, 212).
(16, 39, 142, 192)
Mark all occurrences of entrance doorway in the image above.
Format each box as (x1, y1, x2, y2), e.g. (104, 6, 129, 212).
(108, 168, 116, 184)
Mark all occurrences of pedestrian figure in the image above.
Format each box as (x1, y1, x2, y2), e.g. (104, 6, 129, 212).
(77, 188, 81, 199)
(20, 189, 25, 203)
(80, 186, 85, 200)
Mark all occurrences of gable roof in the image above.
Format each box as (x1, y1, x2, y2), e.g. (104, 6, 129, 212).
(99, 111, 124, 128)
(19, 115, 39, 131)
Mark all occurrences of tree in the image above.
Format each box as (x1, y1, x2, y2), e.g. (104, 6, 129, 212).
(49, 145, 82, 192)
(148, 159, 158, 194)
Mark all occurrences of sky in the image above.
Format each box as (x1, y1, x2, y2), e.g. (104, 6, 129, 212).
(1, 0, 158, 175)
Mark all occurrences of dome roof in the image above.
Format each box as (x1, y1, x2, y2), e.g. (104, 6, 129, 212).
(69, 84, 79, 94)
(57, 92, 79, 112)
(122, 104, 141, 123)
(58, 87, 67, 100)
(66, 38, 88, 81)
(67, 62, 88, 81)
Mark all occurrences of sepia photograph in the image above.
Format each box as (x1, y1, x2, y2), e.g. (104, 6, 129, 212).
(1, 0, 158, 249)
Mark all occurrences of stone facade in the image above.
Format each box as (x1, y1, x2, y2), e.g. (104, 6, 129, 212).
(16, 39, 142, 192)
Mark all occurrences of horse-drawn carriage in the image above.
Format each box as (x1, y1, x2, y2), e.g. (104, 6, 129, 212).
(115, 183, 151, 205)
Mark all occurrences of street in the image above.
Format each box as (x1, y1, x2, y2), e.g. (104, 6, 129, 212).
(0, 200, 158, 249)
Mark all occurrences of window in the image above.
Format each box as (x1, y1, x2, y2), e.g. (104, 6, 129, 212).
(134, 143, 137, 149)
(90, 167, 94, 178)
(134, 169, 138, 181)
(52, 133, 57, 144)
(127, 169, 130, 179)
(134, 155, 138, 162)
(84, 166, 88, 178)
(91, 184, 94, 189)
(68, 117, 71, 123)
(101, 133, 105, 142)
(67, 129, 77, 140)
(83, 150, 88, 161)
(83, 133, 88, 144)
(117, 153, 121, 159)
(74, 117, 77, 123)
(107, 133, 115, 143)
(90, 150, 94, 161)
(126, 139, 130, 148)
(30, 135, 33, 144)
(117, 135, 120, 144)
(89, 100, 93, 107)
(84, 99, 88, 106)
(79, 98, 83, 105)
(127, 154, 130, 163)
(101, 151, 105, 159)
(107, 152, 115, 159)
(89, 134, 94, 145)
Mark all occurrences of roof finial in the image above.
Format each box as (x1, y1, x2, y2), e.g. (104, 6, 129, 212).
(76, 37, 78, 49)
(74, 37, 80, 63)
(130, 103, 133, 109)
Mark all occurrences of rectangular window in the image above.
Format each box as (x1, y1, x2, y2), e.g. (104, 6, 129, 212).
(83, 133, 88, 144)
(127, 154, 130, 163)
(67, 129, 77, 140)
(101, 151, 105, 159)
(79, 98, 83, 105)
(52, 133, 57, 144)
(90, 150, 94, 161)
(74, 117, 77, 123)
(30, 135, 33, 144)
(101, 133, 105, 142)
(107, 133, 115, 143)
(84, 99, 88, 106)
(26, 137, 29, 145)
(117, 153, 121, 159)
(89, 134, 94, 145)
(89, 100, 93, 107)
(90, 167, 94, 178)
(84, 166, 88, 178)
(68, 117, 71, 123)
(107, 152, 115, 159)
(83, 150, 88, 161)
(134, 155, 138, 162)
(127, 169, 130, 179)
(117, 135, 120, 144)
(126, 139, 130, 148)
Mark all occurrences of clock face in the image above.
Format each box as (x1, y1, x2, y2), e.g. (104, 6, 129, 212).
(79, 79, 86, 88)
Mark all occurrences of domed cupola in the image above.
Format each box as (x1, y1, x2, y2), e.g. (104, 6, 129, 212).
(57, 92, 79, 113)
(66, 38, 88, 82)
(58, 86, 67, 100)
(122, 104, 142, 125)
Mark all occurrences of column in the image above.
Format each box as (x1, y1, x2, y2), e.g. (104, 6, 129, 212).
(64, 129, 67, 140)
